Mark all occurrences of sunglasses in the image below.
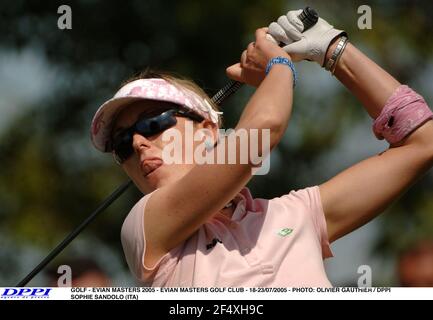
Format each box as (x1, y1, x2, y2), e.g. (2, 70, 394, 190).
(111, 108, 204, 164)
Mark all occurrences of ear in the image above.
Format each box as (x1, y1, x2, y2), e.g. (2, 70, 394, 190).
(200, 119, 219, 145)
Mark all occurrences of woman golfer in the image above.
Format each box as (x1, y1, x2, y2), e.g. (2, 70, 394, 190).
(90, 10, 433, 286)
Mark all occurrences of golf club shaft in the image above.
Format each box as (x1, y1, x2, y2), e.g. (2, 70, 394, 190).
(16, 180, 133, 287)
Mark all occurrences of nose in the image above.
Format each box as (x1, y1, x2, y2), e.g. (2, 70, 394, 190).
(132, 132, 151, 154)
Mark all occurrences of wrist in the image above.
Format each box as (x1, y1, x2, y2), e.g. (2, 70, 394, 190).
(325, 36, 342, 65)
(268, 52, 291, 62)
(265, 56, 297, 87)
(324, 36, 349, 73)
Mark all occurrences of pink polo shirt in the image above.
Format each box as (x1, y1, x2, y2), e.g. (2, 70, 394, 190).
(121, 186, 333, 287)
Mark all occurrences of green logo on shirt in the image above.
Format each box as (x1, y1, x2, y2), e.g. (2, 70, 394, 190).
(277, 228, 293, 237)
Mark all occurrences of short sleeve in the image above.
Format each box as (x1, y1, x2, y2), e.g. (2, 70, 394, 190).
(302, 186, 333, 259)
(279, 186, 333, 259)
(120, 193, 181, 285)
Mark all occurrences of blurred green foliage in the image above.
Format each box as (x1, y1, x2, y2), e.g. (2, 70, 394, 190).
(0, 0, 432, 285)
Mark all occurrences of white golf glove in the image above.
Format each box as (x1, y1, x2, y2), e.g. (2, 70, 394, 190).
(268, 9, 346, 67)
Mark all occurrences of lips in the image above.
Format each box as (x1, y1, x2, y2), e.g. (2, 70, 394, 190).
(140, 158, 163, 177)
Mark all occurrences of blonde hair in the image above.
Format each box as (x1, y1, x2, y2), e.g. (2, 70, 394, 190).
(121, 69, 222, 127)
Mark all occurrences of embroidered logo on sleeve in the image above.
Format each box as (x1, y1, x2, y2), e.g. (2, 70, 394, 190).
(277, 228, 293, 237)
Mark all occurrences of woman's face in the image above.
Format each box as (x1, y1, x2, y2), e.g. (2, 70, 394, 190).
(112, 100, 216, 194)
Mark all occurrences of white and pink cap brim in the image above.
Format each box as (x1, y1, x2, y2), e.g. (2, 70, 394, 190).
(90, 78, 221, 152)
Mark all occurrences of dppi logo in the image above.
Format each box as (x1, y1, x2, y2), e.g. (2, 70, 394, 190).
(1, 288, 51, 299)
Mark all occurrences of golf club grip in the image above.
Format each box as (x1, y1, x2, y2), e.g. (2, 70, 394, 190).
(212, 7, 318, 106)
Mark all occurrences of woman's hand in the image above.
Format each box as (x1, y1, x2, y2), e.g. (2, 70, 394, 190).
(268, 9, 345, 67)
(226, 28, 291, 87)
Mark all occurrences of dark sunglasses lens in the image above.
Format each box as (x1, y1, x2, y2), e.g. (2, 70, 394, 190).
(135, 111, 177, 137)
(112, 133, 133, 163)
(112, 110, 178, 163)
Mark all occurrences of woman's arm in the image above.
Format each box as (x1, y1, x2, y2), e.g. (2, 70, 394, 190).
(319, 41, 433, 242)
(330, 41, 400, 118)
(268, 9, 433, 242)
(144, 29, 294, 264)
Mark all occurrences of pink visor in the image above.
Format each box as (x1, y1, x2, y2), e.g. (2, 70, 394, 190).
(90, 78, 221, 152)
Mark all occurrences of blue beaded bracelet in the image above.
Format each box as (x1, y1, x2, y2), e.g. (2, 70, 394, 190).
(265, 57, 297, 87)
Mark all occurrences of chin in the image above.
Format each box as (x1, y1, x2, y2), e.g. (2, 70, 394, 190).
(140, 166, 191, 193)
(143, 168, 169, 191)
